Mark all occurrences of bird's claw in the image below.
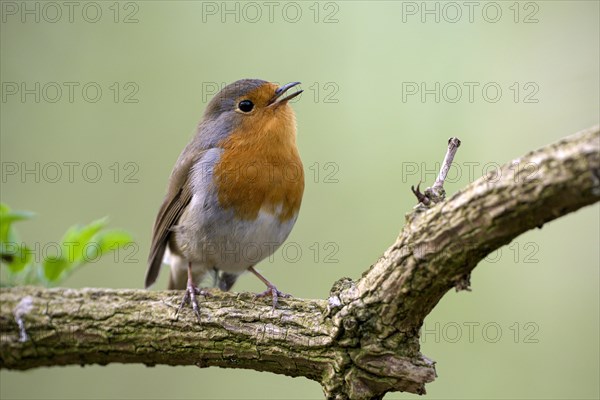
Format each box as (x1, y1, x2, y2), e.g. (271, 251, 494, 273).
(174, 282, 210, 323)
(255, 286, 291, 310)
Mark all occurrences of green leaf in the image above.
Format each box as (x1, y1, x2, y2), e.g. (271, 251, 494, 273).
(43, 256, 71, 282)
(1, 207, 134, 286)
(69, 229, 134, 271)
(1, 243, 33, 273)
(49, 222, 134, 284)
(0, 203, 35, 244)
(0, 204, 36, 223)
(95, 229, 134, 253)
(0, 204, 35, 274)
(60, 217, 108, 264)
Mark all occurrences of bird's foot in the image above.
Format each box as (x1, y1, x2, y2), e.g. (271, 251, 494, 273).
(255, 285, 291, 310)
(174, 281, 210, 323)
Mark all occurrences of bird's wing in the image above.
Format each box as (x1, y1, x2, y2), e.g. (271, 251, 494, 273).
(144, 148, 206, 288)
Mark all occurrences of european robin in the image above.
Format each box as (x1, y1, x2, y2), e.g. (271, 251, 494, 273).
(145, 79, 304, 321)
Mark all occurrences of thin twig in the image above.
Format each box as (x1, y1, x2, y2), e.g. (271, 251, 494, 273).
(433, 137, 462, 191)
(412, 136, 462, 205)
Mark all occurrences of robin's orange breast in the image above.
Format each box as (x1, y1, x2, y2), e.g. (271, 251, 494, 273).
(213, 109, 304, 223)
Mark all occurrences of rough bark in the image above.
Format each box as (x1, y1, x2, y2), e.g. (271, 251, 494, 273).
(1, 125, 599, 399)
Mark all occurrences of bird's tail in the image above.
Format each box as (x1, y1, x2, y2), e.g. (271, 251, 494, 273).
(217, 272, 240, 291)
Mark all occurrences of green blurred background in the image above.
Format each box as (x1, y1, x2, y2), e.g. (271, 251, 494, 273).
(1, 1, 598, 398)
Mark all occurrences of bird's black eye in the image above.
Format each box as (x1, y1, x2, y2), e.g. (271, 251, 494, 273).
(238, 100, 254, 113)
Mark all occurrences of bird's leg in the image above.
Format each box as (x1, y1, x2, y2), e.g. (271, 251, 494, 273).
(249, 266, 290, 310)
(174, 262, 209, 323)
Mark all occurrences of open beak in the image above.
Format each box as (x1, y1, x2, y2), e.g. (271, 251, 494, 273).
(269, 81, 303, 107)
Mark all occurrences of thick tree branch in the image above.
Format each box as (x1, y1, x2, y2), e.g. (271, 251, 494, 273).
(1, 125, 599, 399)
